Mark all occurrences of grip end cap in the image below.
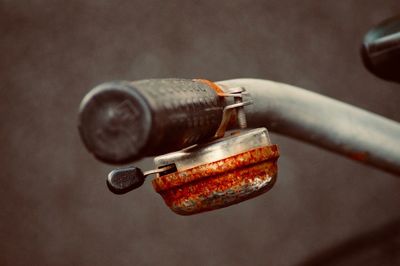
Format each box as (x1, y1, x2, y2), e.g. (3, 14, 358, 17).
(78, 81, 151, 164)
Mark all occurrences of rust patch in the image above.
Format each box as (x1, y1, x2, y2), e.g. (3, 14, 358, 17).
(349, 151, 369, 161)
(152, 145, 279, 215)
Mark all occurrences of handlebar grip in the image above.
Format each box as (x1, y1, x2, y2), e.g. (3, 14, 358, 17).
(78, 79, 225, 164)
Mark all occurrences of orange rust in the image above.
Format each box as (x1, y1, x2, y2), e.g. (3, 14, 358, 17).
(152, 145, 279, 192)
(194, 79, 225, 95)
(161, 161, 277, 215)
(349, 151, 369, 161)
(152, 145, 279, 215)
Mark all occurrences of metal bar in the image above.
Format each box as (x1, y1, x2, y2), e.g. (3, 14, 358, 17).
(217, 79, 400, 176)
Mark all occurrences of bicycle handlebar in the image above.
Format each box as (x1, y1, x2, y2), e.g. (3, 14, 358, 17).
(79, 78, 400, 176)
(218, 79, 400, 176)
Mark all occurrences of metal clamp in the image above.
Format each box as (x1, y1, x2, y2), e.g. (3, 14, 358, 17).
(214, 87, 253, 138)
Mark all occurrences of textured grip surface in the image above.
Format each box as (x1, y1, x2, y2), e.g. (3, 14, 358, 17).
(78, 79, 225, 164)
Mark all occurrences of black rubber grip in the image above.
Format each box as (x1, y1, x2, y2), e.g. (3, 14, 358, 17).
(78, 79, 225, 164)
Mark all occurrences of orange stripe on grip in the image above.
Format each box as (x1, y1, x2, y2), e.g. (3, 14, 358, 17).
(194, 79, 225, 96)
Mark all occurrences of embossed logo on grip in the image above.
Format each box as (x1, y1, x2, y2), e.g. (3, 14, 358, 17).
(95, 99, 141, 151)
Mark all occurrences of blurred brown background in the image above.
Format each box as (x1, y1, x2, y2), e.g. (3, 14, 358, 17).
(1, 1, 400, 265)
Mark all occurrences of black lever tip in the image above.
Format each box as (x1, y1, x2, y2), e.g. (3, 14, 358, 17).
(107, 166, 145, 195)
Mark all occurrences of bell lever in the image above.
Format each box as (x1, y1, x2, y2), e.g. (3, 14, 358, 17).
(107, 165, 174, 195)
